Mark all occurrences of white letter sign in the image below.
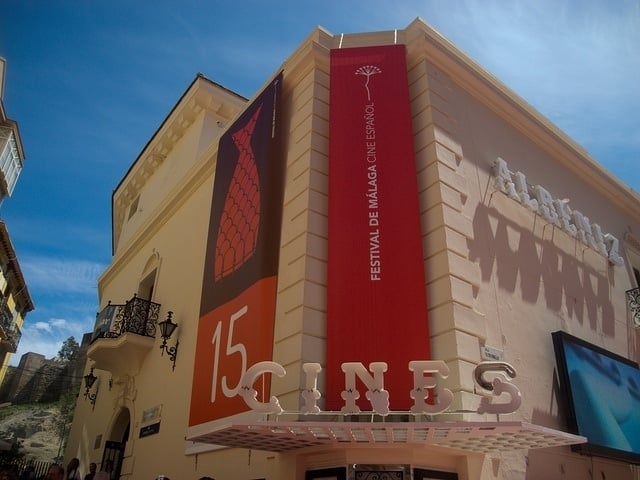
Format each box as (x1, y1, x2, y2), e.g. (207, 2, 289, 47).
(409, 360, 454, 414)
(474, 361, 522, 415)
(341, 362, 390, 415)
(493, 157, 624, 266)
(238, 361, 286, 414)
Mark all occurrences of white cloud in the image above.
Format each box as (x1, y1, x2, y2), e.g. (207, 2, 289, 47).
(50, 318, 69, 328)
(33, 322, 52, 333)
(24, 317, 88, 337)
(20, 256, 104, 295)
(11, 315, 94, 366)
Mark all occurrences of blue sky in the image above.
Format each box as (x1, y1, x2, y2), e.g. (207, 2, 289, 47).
(0, 1, 638, 364)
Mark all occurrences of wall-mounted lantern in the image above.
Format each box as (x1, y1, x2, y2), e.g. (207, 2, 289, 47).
(158, 311, 179, 371)
(83, 367, 98, 408)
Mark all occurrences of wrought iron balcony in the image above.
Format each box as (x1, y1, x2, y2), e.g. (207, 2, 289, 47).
(0, 324, 21, 353)
(627, 287, 640, 328)
(0, 304, 21, 353)
(91, 294, 160, 342)
(88, 294, 161, 377)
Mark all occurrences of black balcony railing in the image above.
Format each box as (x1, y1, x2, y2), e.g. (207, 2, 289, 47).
(0, 324, 21, 353)
(626, 287, 640, 328)
(92, 294, 160, 342)
(0, 304, 13, 339)
(0, 302, 22, 353)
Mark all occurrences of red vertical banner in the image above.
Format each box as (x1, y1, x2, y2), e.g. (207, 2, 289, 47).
(326, 45, 430, 411)
(189, 74, 283, 427)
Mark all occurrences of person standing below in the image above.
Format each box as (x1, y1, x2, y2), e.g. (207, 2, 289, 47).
(83, 464, 96, 480)
(65, 459, 81, 480)
(45, 465, 64, 480)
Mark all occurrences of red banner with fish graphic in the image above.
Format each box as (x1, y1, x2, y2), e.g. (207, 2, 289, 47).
(190, 73, 283, 426)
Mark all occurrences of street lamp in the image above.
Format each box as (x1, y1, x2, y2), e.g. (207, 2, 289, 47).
(83, 368, 98, 407)
(158, 311, 179, 371)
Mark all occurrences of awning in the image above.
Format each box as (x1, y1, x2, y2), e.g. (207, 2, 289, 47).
(189, 420, 586, 454)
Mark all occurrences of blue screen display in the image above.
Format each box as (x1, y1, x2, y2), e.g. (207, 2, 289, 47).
(553, 331, 640, 463)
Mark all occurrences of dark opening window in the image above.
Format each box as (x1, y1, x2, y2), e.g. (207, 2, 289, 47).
(305, 467, 346, 480)
(414, 469, 458, 480)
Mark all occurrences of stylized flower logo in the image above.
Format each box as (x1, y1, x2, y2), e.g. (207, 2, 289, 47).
(355, 65, 382, 101)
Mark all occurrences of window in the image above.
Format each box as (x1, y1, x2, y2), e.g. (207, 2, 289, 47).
(0, 126, 22, 197)
(128, 195, 140, 220)
(138, 268, 157, 301)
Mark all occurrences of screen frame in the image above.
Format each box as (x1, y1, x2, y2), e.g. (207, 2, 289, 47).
(552, 330, 640, 464)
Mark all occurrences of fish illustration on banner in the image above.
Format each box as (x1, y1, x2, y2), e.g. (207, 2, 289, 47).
(190, 73, 283, 427)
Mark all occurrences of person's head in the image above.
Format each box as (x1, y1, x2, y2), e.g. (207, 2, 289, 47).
(0, 466, 18, 480)
(89, 463, 96, 474)
(67, 458, 79, 471)
(46, 464, 64, 480)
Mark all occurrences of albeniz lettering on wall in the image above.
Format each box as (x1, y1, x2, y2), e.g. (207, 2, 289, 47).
(493, 157, 624, 266)
(232, 360, 522, 417)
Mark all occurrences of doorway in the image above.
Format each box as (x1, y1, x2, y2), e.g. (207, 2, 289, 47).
(101, 408, 130, 479)
(305, 466, 458, 480)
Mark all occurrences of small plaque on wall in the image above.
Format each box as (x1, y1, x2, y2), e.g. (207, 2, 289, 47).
(139, 422, 160, 438)
(141, 405, 162, 424)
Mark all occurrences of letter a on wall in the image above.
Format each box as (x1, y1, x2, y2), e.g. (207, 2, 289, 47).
(189, 73, 284, 427)
(327, 45, 430, 410)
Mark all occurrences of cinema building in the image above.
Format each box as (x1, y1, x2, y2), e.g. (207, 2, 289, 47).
(65, 18, 640, 480)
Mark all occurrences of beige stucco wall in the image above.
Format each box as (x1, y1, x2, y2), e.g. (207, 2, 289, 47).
(403, 19, 640, 480)
(65, 19, 640, 480)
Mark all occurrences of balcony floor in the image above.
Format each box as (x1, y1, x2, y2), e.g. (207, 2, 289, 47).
(87, 332, 154, 378)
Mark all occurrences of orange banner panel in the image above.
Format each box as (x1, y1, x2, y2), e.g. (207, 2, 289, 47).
(190, 277, 278, 426)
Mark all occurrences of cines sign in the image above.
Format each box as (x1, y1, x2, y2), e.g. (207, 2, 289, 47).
(493, 157, 624, 266)
(234, 360, 522, 417)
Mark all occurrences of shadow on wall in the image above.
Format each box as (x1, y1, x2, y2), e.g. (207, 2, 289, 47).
(468, 202, 615, 336)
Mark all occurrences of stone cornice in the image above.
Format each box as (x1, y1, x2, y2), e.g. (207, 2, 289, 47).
(111, 76, 246, 252)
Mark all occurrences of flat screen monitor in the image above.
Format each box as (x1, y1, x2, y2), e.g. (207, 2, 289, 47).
(552, 331, 640, 464)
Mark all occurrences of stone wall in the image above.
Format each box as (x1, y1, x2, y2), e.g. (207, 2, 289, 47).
(0, 336, 88, 404)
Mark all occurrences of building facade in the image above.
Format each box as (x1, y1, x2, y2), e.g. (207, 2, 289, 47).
(0, 57, 33, 385)
(65, 20, 640, 480)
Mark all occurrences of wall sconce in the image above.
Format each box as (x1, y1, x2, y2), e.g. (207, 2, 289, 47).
(158, 311, 179, 371)
(83, 368, 98, 407)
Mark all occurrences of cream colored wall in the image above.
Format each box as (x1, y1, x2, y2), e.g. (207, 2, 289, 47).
(403, 19, 640, 480)
(271, 31, 333, 410)
(0, 289, 25, 384)
(111, 80, 245, 255)
(66, 167, 215, 478)
(66, 96, 244, 478)
(115, 111, 224, 255)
